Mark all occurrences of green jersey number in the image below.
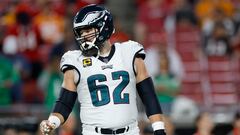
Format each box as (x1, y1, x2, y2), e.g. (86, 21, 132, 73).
(87, 71, 130, 107)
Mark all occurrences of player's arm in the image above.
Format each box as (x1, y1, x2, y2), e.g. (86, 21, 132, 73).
(135, 58, 166, 135)
(51, 69, 77, 123)
(40, 70, 77, 134)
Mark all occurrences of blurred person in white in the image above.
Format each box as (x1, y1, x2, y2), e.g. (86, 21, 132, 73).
(227, 112, 240, 135)
(199, 7, 235, 58)
(202, 21, 233, 56)
(194, 112, 215, 135)
(145, 33, 184, 81)
(200, 5, 234, 37)
(195, 0, 234, 36)
(39, 4, 167, 135)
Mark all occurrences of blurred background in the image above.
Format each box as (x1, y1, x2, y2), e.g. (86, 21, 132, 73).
(0, 0, 240, 135)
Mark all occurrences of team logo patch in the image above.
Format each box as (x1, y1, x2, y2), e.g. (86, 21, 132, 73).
(101, 64, 113, 70)
(83, 58, 92, 67)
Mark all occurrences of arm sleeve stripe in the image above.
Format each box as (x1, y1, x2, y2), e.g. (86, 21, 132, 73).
(132, 48, 146, 76)
(61, 64, 81, 86)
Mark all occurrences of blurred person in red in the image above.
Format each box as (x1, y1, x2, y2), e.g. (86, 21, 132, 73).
(227, 112, 240, 135)
(194, 112, 215, 135)
(134, 0, 171, 50)
(2, 4, 44, 104)
(3, 3, 43, 79)
(2, 3, 45, 104)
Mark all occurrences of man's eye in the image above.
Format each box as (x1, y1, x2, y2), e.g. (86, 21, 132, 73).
(87, 29, 93, 32)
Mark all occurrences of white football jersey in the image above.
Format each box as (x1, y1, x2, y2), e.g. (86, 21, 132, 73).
(60, 40, 145, 128)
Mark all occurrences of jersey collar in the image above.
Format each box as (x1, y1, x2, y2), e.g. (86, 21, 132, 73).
(98, 44, 115, 63)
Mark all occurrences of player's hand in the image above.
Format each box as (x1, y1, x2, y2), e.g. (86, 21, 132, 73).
(154, 129, 167, 135)
(40, 120, 56, 135)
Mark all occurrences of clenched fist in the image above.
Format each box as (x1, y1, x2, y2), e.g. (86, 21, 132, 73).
(40, 120, 56, 135)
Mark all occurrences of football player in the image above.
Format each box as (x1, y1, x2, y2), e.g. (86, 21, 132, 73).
(40, 4, 166, 135)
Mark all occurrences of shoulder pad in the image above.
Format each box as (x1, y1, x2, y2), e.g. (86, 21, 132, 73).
(60, 50, 81, 72)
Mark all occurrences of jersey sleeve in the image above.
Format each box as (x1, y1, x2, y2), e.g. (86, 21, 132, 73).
(60, 51, 81, 85)
(60, 51, 75, 73)
(121, 40, 146, 76)
(130, 40, 146, 60)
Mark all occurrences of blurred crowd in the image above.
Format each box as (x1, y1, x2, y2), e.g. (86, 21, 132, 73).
(1, 0, 240, 135)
